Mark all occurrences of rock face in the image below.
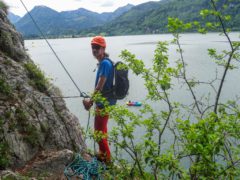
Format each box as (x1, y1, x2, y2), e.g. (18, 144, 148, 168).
(0, 6, 86, 178)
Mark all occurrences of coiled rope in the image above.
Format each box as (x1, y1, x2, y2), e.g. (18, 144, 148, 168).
(64, 154, 106, 180)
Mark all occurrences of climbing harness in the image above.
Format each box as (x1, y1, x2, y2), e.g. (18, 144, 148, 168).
(64, 154, 106, 180)
(19, 0, 89, 99)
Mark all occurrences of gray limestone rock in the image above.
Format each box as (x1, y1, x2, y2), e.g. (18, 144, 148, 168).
(0, 4, 87, 178)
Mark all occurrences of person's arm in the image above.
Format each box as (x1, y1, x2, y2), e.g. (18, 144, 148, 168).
(95, 76, 106, 92)
(90, 76, 106, 104)
(83, 76, 107, 111)
(83, 60, 110, 111)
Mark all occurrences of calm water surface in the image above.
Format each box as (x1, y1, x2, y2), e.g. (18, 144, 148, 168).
(25, 33, 240, 149)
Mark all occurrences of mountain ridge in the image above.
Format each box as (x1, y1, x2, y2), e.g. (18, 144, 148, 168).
(14, 4, 134, 38)
(12, 0, 240, 39)
(7, 12, 21, 24)
(85, 0, 239, 36)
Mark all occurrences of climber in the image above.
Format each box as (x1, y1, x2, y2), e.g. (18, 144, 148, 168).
(83, 36, 116, 163)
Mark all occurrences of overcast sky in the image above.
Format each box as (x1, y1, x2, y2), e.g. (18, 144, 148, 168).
(6, 0, 160, 17)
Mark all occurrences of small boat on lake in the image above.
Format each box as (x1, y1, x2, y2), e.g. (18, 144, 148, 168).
(126, 101, 142, 106)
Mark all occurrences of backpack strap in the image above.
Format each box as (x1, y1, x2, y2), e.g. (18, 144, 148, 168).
(101, 58, 115, 99)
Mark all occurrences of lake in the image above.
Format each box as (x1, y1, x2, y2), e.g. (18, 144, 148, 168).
(25, 33, 240, 150)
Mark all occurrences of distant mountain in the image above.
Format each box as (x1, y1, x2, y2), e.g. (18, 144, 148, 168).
(81, 0, 240, 36)
(15, 5, 101, 38)
(15, 6, 60, 38)
(14, 0, 239, 39)
(7, 12, 21, 24)
(14, 4, 134, 38)
(100, 4, 134, 22)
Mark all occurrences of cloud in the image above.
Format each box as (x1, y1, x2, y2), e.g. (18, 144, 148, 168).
(101, 0, 115, 7)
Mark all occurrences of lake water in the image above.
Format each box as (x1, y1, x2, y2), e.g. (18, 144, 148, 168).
(25, 33, 240, 150)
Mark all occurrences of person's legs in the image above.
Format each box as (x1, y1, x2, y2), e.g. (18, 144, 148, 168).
(94, 109, 110, 162)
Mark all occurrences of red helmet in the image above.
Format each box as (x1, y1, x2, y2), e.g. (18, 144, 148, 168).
(91, 36, 106, 48)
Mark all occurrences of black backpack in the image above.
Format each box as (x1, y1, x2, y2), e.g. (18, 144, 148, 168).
(113, 61, 129, 99)
(103, 59, 129, 100)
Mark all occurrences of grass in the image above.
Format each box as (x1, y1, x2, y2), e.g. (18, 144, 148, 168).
(0, 117, 10, 169)
(0, 77, 12, 97)
(0, 142, 10, 169)
(23, 124, 39, 146)
(15, 108, 28, 125)
(0, 1, 8, 11)
(24, 62, 49, 93)
(15, 108, 40, 146)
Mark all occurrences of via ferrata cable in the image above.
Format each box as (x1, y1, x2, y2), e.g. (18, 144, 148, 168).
(19, 0, 92, 144)
(19, 0, 89, 99)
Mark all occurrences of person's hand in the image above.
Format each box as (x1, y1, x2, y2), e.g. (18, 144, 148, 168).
(82, 99, 93, 111)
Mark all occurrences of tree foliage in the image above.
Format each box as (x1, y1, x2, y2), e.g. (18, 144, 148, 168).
(88, 0, 240, 179)
(83, 0, 240, 36)
(0, 1, 8, 13)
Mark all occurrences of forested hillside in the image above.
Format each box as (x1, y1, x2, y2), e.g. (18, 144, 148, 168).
(80, 0, 240, 36)
(14, 4, 133, 38)
(10, 0, 240, 38)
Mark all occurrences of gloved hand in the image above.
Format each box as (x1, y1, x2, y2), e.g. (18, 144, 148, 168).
(83, 99, 93, 111)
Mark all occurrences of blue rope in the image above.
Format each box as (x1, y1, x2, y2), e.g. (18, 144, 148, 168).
(64, 154, 106, 180)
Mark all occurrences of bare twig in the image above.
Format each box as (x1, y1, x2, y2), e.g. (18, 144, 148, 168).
(210, 0, 237, 115)
(175, 36, 202, 115)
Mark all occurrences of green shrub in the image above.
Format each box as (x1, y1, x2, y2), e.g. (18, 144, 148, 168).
(96, 1, 240, 179)
(3, 59, 13, 66)
(23, 124, 39, 146)
(0, 118, 10, 169)
(24, 62, 49, 92)
(0, 142, 10, 169)
(0, 78, 12, 97)
(0, 1, 8, 12)
(15, 108, 40, 146)
(15, 108, 28, 126)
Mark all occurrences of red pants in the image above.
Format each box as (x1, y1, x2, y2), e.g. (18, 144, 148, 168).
(94, 109, 111, 161)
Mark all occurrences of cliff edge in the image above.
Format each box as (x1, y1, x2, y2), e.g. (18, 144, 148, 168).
(0, 4, 86, 179)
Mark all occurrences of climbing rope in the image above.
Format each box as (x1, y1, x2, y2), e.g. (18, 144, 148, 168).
(85, 111, 91, 137)
(19, 0, 89, 99)
(19, 2, 100, 178)
(64, 154, 106, 180)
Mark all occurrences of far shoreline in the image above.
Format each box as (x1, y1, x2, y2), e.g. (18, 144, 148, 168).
(23, 31, 240, 41)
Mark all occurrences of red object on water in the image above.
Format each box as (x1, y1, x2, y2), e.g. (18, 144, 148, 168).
(126, 101, 142, 106)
